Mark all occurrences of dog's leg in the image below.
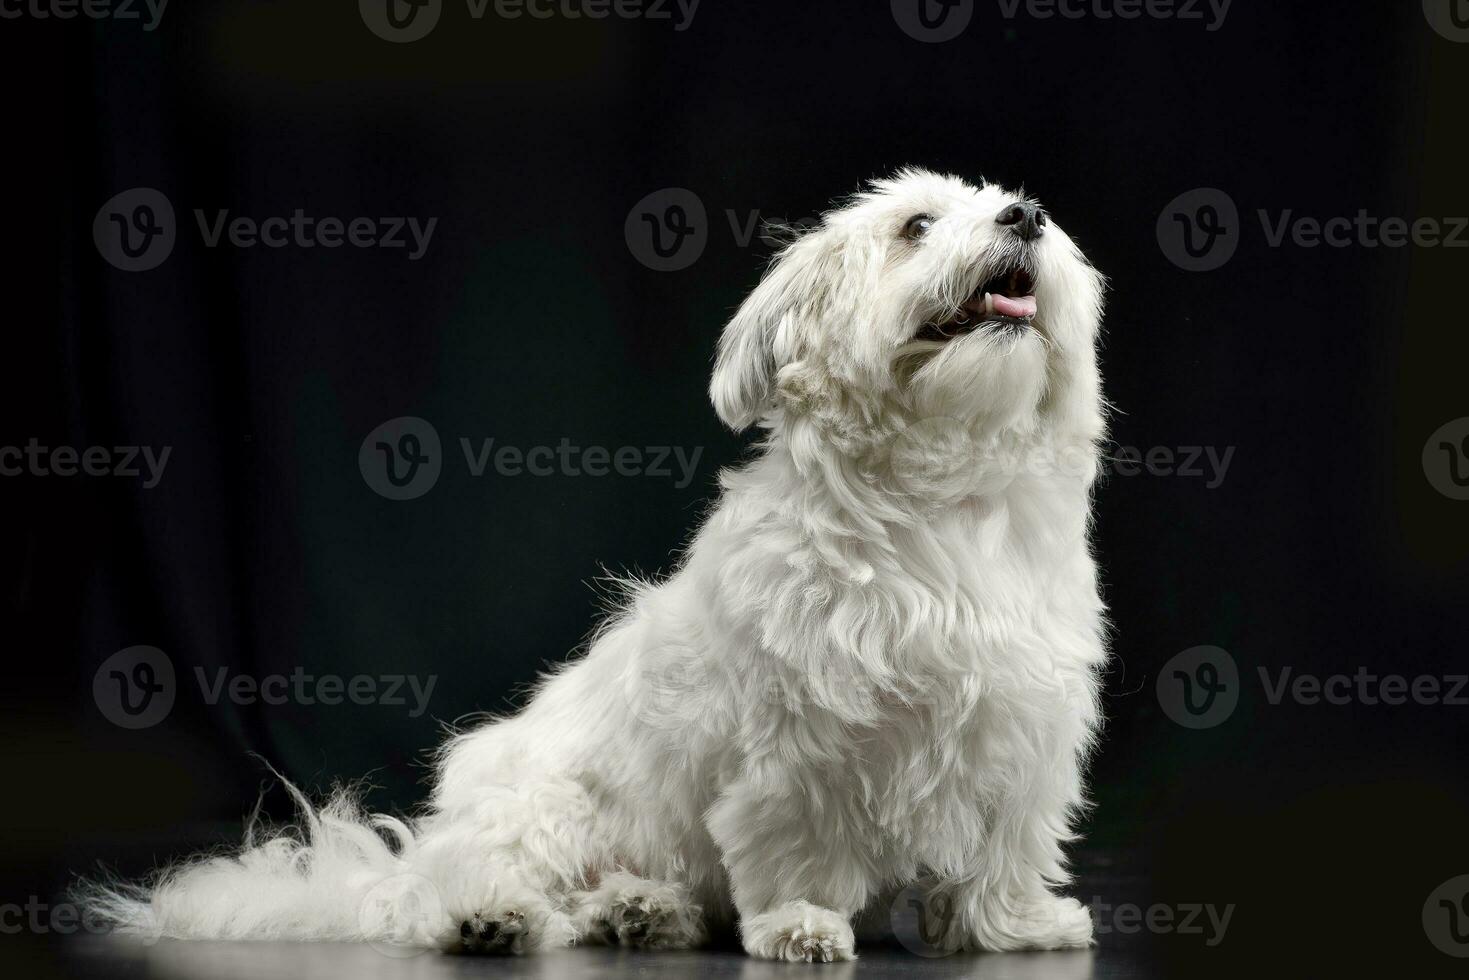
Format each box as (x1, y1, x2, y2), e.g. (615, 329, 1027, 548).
(944, 746, 1095, 951)
(570, 870, 708, 949)
(950, 881, 1093, 953)
(409, 841, 576, 955)
(706, 775, 866, 962)
(440, 884, 568, 956)
(408, 786, 594, 956)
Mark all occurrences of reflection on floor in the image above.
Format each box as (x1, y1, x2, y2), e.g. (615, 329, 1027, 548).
(25, 858, 1164, 977)
(58, 937, 1151, 980)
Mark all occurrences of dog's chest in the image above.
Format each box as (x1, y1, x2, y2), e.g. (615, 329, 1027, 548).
(847, 503, 1100, 818)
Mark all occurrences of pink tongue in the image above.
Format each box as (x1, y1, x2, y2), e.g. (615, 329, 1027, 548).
(992, 294, 1038, 319)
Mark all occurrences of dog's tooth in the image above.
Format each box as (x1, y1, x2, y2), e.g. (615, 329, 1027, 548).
(984, 292, 996, 316)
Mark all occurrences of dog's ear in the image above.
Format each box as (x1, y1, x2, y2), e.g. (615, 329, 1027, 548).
(710, 233, 835, 431)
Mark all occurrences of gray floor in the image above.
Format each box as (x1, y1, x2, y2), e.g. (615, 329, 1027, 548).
(8, 860, 1175, 978)
(53, 937, 1151, 980)
(13, 859, 1162, 977)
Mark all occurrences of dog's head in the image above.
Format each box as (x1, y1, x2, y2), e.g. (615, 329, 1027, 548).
(711, 170, 1105, 450)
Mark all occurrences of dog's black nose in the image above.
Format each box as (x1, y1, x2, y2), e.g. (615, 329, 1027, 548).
(997, 202, 1046, 241)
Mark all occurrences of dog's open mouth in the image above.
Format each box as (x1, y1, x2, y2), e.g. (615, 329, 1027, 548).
(917, 265, 1038, 342)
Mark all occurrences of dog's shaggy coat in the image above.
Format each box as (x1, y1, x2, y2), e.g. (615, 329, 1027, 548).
(79, 169, 1109, 962)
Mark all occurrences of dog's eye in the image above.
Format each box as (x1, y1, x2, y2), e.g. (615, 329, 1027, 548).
(903, 214, 935, 241)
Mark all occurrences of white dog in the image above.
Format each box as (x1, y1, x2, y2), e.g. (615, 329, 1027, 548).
(81, 169, 1108, 962)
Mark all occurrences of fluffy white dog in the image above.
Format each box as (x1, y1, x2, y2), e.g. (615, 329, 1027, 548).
(82, 169, 1108, 962)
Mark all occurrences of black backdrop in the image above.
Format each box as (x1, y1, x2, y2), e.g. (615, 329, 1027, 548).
(6, 1, 1469, 976)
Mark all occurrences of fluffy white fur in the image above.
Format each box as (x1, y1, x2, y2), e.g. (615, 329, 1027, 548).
(78, 169, 1109, 962)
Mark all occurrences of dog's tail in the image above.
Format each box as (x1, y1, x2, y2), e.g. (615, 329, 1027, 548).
(72, 777, 444, 949)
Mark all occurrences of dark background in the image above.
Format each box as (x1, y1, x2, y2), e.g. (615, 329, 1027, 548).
(5, 1, 1469, 976)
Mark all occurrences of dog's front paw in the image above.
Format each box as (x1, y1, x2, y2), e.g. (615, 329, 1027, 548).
(742, 901, 855, 962)
(605, 890, 706, 949)
(572, 871, 707, 950)
(970, 895, 1094, 952)
(442, 898, 575, 956)
(457, 909, 530, 955)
